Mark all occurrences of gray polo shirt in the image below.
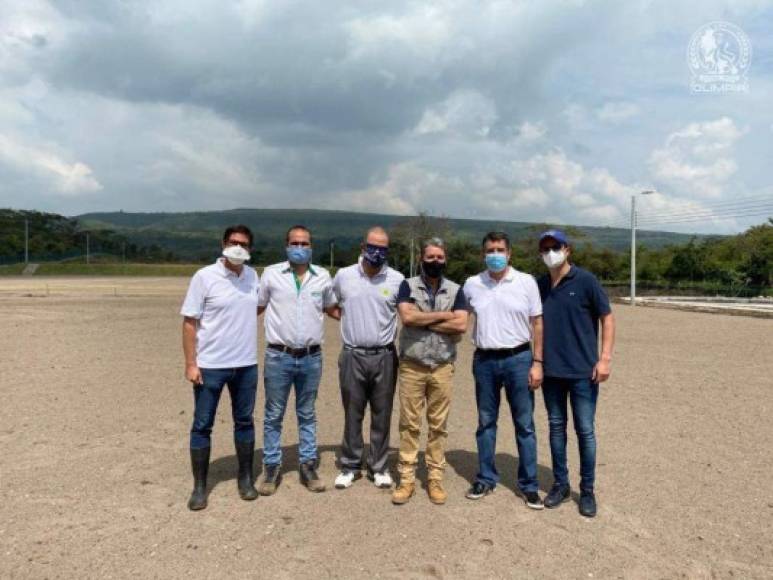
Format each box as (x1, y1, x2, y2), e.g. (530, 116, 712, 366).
(332, 258, 405, 347)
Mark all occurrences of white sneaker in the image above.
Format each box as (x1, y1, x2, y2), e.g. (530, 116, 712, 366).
(334, 470, 360, 489)
(370, 471, 393, 489)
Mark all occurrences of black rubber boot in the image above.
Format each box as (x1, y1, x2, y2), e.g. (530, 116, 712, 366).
(188, 447, 210, 511)
(235, 440, 259, 501)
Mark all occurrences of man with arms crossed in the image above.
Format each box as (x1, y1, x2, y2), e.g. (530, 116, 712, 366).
(537, 229, 615, 518)
(331, 227, 404, 490)
(392, 238, 468, 505)
(256, 225, 338, 495)
(181, 225, 260, 510)
(463, 231, 544, 509)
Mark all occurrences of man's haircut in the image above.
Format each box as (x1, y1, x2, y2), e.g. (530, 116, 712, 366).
(364, 226, 389, 243)
(481, 231, 510, 250)
(223, 224, 254, 247)
(421, 237, 446, 258)
(286, 224, 312, 244)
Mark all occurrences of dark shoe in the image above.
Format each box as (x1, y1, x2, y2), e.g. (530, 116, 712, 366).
(235, 440, 258, 501)
(579, 489, 597, 518)
(544, 484, 571, 509)
(299, 460, 326, 493)
(258, 464, 282, 496)
(521, 490, 544, 510)
(187, 447, 210, 511)
(465, 481, 494, 500)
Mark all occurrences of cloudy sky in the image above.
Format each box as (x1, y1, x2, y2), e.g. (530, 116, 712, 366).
(1, 0, 772, 233)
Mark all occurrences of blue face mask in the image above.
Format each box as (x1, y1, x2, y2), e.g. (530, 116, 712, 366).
(287, 246, 312, 265)
(485, 253, 508, 273)
(363, 244, 388, 268)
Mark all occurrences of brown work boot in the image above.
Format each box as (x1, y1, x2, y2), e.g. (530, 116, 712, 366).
(428, 479, 447, 505)
(391, 482, 415, 505)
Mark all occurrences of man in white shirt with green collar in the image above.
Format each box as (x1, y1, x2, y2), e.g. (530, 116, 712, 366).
(257, 225, 338, 495)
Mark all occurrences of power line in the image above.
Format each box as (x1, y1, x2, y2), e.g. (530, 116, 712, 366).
(638, 209, 773, 226)
(640, 201, 773, 220)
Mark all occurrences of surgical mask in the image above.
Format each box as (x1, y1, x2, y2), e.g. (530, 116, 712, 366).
(363, 244, 388, 268)
(485, 253, 508, 273)
(222, 245, 251, 265)
(422, 260, 446, 279)
(287, 246, 312, 265)
(542, 249, 567, 269)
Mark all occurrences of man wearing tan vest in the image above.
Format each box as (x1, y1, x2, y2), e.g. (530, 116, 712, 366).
(392, 238, 468, 505)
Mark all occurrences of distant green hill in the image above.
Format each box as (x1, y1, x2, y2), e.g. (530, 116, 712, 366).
(77, 208, 708, 263)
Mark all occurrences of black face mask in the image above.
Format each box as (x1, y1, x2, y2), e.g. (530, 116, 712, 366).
(422, 260, 446, 279)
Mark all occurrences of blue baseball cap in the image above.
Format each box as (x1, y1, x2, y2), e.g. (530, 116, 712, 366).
(539, 229, 569, 246)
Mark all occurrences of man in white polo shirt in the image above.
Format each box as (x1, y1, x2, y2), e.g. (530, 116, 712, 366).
(330, 227, 405, 490)
(181, 225, 260, 511)
(463, 231, 545, 509)
(256, 225, 338, 495)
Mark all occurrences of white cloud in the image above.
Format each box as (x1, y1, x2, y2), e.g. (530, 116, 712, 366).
(648, 117, 745, 198)
(596, 101, 641, 123)
(0, 134, 102, 195)
(413, 90, 498, 138)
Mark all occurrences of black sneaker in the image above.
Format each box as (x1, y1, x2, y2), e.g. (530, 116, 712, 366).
(544, 484, 571, 509)
(521, 490, 544, 510)
(299, 460, 326, 493)
(579, 489, 597, 518)
(465, 481, 494, 500)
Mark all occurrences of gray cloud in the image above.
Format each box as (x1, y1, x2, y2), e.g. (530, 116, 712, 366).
(1, 0, 772, 233)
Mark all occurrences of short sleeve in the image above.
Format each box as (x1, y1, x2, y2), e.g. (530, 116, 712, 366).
(332, 271, 343, 304)
(462, 278, 474, 312)
(396, 280, 412, 304)
(451, 287, 468, 311)
(323, 274, 338, 307)
(257, 271, 270, 307)
(589, 275, 612, 317)
(525, 275, 543, 317)
(180, 272, 206, 319)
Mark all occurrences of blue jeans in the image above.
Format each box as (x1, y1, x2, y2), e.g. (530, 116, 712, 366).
(472, 349, 538, 492)
(542, 377, 598, 491)
(263, 349, 323, 466)
(190, 365, 258, 449)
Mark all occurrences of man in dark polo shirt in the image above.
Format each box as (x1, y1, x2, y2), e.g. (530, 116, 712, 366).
(537, 229, 615, 518)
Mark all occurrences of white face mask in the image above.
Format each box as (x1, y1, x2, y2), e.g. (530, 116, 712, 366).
(222, 245, 251, 265)
(542, 249, 567, 269)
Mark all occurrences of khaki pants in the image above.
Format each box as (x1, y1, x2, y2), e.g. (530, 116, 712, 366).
(397, 359, 454, 483)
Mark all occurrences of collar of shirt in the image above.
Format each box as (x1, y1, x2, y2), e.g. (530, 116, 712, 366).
(216, 258, 246, 279)
(357, 256, 387, 279)
(482, 266, 516, 286)
(281, 261, 317, 277)
(551, 264, 577, 289)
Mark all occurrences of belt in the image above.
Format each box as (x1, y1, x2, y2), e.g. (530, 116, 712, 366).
(268, 344, 321, 357)
(343, 343, 395, 355)
(475, 343, 531, 356)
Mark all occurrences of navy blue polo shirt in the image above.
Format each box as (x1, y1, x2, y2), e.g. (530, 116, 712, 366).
(538, 265, 611, 379)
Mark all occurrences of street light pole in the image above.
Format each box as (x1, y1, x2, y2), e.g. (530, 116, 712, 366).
(630, 190, 656, 306)
(24, 218, 29, 264)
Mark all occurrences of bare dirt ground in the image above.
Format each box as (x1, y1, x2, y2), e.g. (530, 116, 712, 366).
(1, 277, 772, 579)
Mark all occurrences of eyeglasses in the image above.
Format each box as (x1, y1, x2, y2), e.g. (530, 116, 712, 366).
(539, 245, 564, 254)
(288, 241, 311, 247)
(226, 239, 250, 248)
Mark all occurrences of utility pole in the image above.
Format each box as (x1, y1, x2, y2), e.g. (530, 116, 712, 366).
(122, 241, 126, 264)
(409, 236, 415, 278)
(86, 232, 90, 265)
(24, 218, 29, 264)
(329, 239, 334, 270)
(630, 190, 656, 306)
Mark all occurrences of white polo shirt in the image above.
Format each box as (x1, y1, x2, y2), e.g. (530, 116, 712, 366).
(463, 267, 542, 349)
(332, 258, 405, 347)
(258, 262, 337, 347)
(180, 259, 260, 368)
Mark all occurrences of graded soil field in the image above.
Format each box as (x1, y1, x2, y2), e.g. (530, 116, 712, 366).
(0, 278, 771, 579)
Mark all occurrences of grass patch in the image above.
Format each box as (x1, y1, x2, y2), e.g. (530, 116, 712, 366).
(0, 262, 204, 276)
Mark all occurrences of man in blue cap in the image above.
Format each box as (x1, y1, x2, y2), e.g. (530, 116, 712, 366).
(536, 229, 616, 517)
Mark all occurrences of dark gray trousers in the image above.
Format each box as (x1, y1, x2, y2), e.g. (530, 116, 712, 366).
(338, 346, 399, 474)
